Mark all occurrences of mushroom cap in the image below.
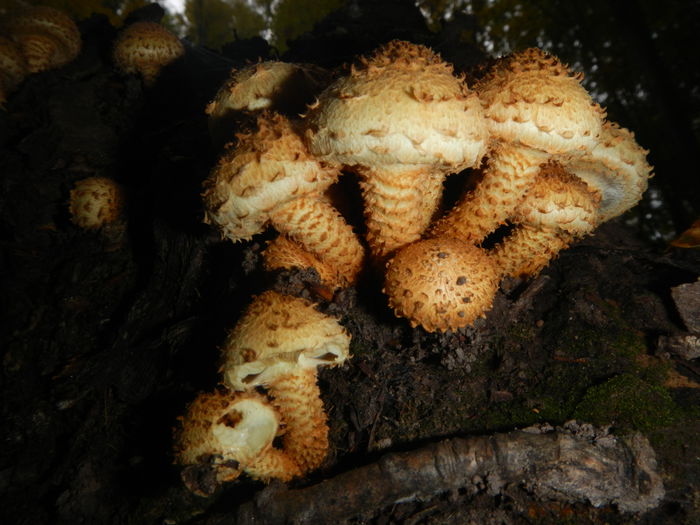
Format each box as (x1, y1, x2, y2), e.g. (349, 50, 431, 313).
(206, 61, 330, 118)
(563, 121, 652, 222)
(384, 237, 500, 332)
(174, 389, 279, 480)
(221, 290, 350, 391)
(69, 176, 123, 229)
(5, 5, 81, 73)
(202, 112, 339, 241)
(112, 21, 184, 85)
(305, 39, 488, 172)
(476, 48, 604, 155)
(0, 36, 27, 105)
(514, 163, 601, 234)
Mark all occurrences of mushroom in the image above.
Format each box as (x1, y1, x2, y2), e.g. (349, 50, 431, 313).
(384, 237, 500, 332)
(565, 121, 653, 223)
(0, 36, 27, 108)
(203, 112, 364, 287)
(304, 39, 488, 259)
(112, 21, 184, 86)
(263, 234, 340, 287)
(220, 290, 351, 473)
(174, 389, 301, 495)
(4, 5, 81, 74)
(68, 176, 124, 230)
(431, 47, 605, 244)
(491, 163, 601, 278)
(206, 61, 331, 146)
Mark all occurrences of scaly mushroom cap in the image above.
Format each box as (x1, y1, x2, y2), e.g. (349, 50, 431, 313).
(220, 290, 350, 389)
(5, 6, 81, 74)
(564, 121, 652, 222)
(220, 290, 350, 472)
(306, 39, 487, 169)
(174, 389, 301, 490)
(430, 47, 605, 244)
(384, 237, 500, 332)
(69, 176, 123, 230)
(206, 60, 330, 118)
(492, 164, 601, 278)
(203, 113, 338, 241)
(304, 40, 488, 257)
(0, 36, 27, 107)
(113, 21, 184, 86)
(477, 47, 604, 155)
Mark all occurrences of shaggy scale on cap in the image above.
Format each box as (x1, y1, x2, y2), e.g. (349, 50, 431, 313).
(431, 47, 605, 244)
(384, 237, 500, 332)
(113, 21, 184, 86)
(220, 290, 351, 473)
(305, 40, 488, 258)
(203, 112, 364, 287)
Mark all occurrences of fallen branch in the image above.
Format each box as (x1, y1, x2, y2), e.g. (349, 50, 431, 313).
(206, 421, 663, 524)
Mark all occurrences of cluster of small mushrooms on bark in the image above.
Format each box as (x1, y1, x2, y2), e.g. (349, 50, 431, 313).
(0, 5, 184, 229)
(172, 40, 653, 492)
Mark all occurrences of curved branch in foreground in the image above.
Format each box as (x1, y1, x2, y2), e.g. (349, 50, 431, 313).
(221, 421, 663, 524)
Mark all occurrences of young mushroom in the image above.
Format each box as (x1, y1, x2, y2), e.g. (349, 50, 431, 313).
(112, 21, 184, 86)
(0, 36, 27, 108)
(206, 61, 331, 146)
(431, 47, 605, 244)
(220, 290, 351, 474)
(203, 112, 364, 288)
(384, 237, 500, 332)
(68, 176, 124, 230)
(174, 389, 301, 495)
(304, 39, 488, 259)
(263, 234, 340, 287)
(4, 5, 81, 74)
(491, 163, 601, 278)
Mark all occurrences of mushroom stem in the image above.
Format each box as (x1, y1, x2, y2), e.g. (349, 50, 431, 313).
(431, 144, 548, 243)
(268, 368, 329, 473)
(246, 447, 303, 482)
(360, 166, 444, 258)
(491, 225, 574, 278)
(270, 195, 364, 286)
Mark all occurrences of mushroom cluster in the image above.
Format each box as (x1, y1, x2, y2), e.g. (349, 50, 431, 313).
(179, 40, 652, 492)
(0, 5, 81, 107)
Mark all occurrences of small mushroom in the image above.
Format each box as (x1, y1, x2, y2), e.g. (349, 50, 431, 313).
(206, 61, 331, 146)
(565, 121, 653, 223)
(491, 163, 601, 278)
(203, 112, 364, 287)
(68, 176, 124, 230)
(304, 40, 488, 259)
(174, 389, 301, 495)
(4, 5, 81, 74)
(384, 237, 500, 332)
(263, 234, 339, 287)
(0, 36, 27, 108)
(431, 48, 605, 243)
(112, 21, 184, 86)
(220, 290, 351, 473)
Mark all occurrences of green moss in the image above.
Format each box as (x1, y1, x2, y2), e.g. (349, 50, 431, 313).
(573, 373, 680, 432)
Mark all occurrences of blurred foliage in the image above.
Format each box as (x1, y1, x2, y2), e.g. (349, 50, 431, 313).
(183, 0, 265, 49)
(0, 0, 150, 25)
(270, 0, 343, 50)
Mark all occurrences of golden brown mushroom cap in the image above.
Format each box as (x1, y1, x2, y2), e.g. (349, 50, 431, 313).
(306, 40, 487, 170)
(220, 290, 350, 391)
(0, 36, 27, 107)
(492, 164, 601, 278)
(564, 121, 652, 222)
(384, 237, 500, 332)
(69, 176, 123, 230)
(5, 6, 81, 74)
(113, 21, 184, 86)
(477, 47, 604, 155)
(203, 113, 338, 241)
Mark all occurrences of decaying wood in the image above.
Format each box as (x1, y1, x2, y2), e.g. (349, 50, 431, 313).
(207, 421, 663, 524)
